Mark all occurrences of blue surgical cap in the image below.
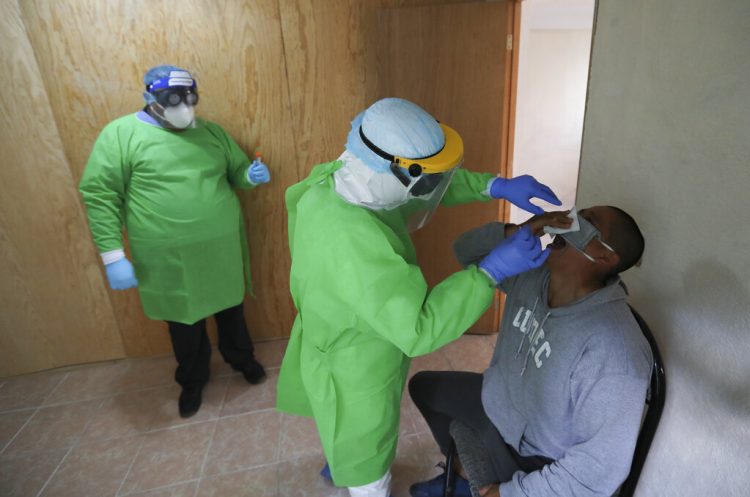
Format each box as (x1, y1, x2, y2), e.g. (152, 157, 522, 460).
(142, 64, 193, 104)
(345, 98, 445, 173)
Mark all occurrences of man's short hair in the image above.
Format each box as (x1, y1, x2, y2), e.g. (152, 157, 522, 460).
(605, 206, 645, 274)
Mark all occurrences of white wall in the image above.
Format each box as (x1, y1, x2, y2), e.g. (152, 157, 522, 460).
(578, 1, 750, 495)
(510, 0, 595, 224)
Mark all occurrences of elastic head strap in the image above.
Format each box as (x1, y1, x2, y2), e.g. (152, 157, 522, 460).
(146, 71, 197, 93)
(358, 126, 443, 164)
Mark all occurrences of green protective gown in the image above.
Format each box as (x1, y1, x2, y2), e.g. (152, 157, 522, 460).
(79, 113, 256, 324)
(276, 161, 497, 487)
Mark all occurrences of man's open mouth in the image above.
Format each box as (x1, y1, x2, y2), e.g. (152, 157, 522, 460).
(549, 235, 567, 250)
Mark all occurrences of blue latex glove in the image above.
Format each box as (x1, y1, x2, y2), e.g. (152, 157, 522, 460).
(247, 159, 271, 184)
(489, 175, 562, 215)
(105, 258, 138, 290)
(478, 225, 550, 284)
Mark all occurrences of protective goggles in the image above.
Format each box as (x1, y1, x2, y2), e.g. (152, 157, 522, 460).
(145, 70, 199, 107)
(359, 122, 464, 196)
(150, 88, 199, 107)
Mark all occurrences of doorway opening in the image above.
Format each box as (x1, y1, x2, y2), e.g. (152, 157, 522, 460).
(509, 0, 596, 224)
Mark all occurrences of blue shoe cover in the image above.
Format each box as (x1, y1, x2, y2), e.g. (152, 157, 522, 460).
(409, 470, 471, 497)
(320, 462, 333, 483)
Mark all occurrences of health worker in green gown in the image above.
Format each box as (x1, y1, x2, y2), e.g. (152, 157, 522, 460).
(80, 65, 268, 418)
(276, 97, 562, 497)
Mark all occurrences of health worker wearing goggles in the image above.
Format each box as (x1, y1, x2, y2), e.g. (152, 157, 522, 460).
(277, 98, 562, 497)
(79, 65, 272, 420)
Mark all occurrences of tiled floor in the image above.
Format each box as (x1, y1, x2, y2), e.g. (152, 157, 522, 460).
(0, 334, 496, 497)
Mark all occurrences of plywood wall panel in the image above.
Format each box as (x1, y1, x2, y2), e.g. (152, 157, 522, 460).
(278, 0, 478, 172)
(0, 0, 124, 376)
(278, 0, 369, 170)
(21, 0, 299, 353)
(5, 0, 493, 369)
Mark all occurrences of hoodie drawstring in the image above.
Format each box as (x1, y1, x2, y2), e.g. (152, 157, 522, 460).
(516, 298, 539, 358)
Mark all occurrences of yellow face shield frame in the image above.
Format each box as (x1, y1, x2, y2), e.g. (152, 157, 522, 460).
(358, 122, 464, 183)
(392, 123, 464, 175)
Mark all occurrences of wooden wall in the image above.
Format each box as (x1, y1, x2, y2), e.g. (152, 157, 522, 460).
(1, 0, 482, 375)
(0, 0, 125, 377)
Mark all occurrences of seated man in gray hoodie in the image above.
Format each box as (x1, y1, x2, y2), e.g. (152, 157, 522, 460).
(408, 206, 652, 497)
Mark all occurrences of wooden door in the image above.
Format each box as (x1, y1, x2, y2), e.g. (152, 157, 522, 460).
(372, 1, 515, 333)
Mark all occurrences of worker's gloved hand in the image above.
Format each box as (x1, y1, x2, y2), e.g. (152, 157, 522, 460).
(478, 225, 550, 284)
(105, 258, 138, 290)
(247, 160, 271, 184)
(489, 175, 561, 215)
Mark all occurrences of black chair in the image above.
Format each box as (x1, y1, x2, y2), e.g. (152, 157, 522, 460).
(442, 306, 666, 497)
(619, 306, 666, 496)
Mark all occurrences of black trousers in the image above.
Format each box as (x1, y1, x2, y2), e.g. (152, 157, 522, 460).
(166, 303, 257, 388)
(408, 371, 551, 483)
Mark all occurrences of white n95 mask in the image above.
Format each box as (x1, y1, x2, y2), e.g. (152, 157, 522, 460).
(333, 150, 458, 232)
(163, 103, 195, 129)
(334, 151, 412, 210)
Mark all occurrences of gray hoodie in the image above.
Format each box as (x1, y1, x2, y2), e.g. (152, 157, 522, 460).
(454, 222, 652, 497)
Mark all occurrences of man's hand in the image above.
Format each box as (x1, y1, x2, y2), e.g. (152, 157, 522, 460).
(479, 483, 500, 497)
(104, 257, 138, 290)
(247, 159, 271, 184)
(505, 210, 572, 238)
(522, 210, 572, 236)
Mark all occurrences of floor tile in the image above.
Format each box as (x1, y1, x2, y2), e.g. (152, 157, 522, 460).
(209, 351, 236, 378)
(220, 369, 278, 416)
(203, 410, 280, 476)
(442, 334, 496, 373)
(0, 371, 67, 412)
(196, 464, 279, 497)
(149, 377, 229, 431)
(122, 481, 197, 497)
(0, 409, 34, 452)
(276, 455, 349, 497)
(278, 413, 323, 461)
(254, 339, 288, 369)
(410, 408, 431, 435)
(40, 436, 141, 497)
(399, 408, 417, 438)
(44, 360, 130, 405)
(113, 356, 176, 393)
(82, 388, 169, 442)
(409, 349, 453, 376)
(4, 399, 100, 454)
(0, 333, 488, 497)
(391, 433, 444, 497)
(0, 449, 67, 497)
(120, 421, 215, 495)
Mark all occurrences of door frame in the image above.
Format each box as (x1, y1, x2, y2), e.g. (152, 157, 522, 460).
(494, 0, 523, 332)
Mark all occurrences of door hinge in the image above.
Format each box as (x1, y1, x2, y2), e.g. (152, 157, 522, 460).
(506, 34, 513, 50)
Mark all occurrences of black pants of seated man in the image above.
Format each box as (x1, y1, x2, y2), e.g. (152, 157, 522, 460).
(166, 303, 258, 388)
(409, 371, 552, 483)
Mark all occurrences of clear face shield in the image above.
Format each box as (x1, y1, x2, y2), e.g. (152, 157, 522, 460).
(395, 165, 460, 231)
(360, 122, 464, 232)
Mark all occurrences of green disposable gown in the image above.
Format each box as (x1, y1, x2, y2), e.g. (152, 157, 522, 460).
(276, 160, 497, 487)
(79, 113, 255, 324)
